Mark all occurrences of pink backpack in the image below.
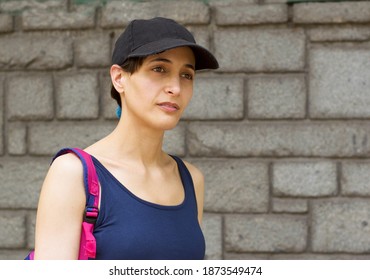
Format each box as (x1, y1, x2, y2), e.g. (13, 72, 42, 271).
(25, 148, 100, 260)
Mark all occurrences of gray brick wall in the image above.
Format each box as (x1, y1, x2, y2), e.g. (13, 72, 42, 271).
(1, 0, 370, 260)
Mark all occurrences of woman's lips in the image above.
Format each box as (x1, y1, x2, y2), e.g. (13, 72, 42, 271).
(157, 102, 180, 112)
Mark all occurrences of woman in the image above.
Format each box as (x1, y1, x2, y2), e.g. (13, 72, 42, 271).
(34, 17, 219, 259)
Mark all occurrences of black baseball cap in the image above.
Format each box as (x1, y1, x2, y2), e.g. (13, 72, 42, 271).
(112, 17, 219, 70)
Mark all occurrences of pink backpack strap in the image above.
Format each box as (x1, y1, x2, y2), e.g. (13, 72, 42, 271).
(25, 147, 100, 260)
(52, 147, 100, 259)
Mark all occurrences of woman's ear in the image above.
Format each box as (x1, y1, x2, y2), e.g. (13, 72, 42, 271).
(110, 64, 126, 94)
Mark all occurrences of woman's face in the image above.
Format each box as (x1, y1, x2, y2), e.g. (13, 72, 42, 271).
(121, 46, 195, 131)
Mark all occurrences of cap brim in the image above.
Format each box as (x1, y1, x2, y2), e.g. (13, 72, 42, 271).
(127, 38, 219, 70)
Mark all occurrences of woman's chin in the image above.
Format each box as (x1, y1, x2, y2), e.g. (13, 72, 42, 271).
(156, 118, 181, 131)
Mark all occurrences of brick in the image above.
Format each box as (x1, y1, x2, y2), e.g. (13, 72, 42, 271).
(342, 162, 370, 196)
(7, 75, 54, 121)
(71, 0, 100, 5)
(0, 212, 26, 248)
(0, 158, 49, 208)
(312, 199, 370, 253)
(214, 28, 305, 72)
(0, 35, 73, 70)
(75, 34, 111, 67)
(0, 0, 67, 13)
(188, 122, 370, 157)
(28, 122, 116, 155)
(101, 0, 209, 28)
(191, 159, 269, 213)
(248, 75, 306, 119)
(27, 211, 36, 249)
(182, 77, 244, 120)
(272, 198, 308, 214)
(163, 123, 186, 157)
(22, 7, 95, 30)
(202, 214, 222, 260)
(309, 46, 370, 118)
(225, 253, 271, 260)
(225, 214, 307, 252)
(208, 0, 257, 5)
(56, 73, 99, 119)
(0, 250, 30, 260)
(309, 26, 370, 42)
(293, 2, 370, 24)
(8, 123, 27, 155)
(0, 14, 13, 33)
(0, 77, 3, 155)
(273, 161, 337, 197)
(215, 4, 287, 25)
(264, 0, 287, 3)
(226, 253, 370, 260)
(272, 254, 370, 260)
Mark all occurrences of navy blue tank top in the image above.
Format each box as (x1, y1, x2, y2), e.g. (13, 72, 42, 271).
(90, 155, 205, 260)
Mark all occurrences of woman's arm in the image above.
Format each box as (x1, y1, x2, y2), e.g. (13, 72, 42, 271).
(34, 153, 86, 259)
(184, 161, 205, 225)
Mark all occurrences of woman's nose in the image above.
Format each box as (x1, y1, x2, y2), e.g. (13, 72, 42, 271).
(164, 76, 181, 95)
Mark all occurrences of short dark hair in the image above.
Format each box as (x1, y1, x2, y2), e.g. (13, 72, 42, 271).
(111, 57, 145, 107)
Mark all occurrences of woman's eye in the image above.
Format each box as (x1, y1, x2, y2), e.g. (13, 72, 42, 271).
(153, 66, 165, 73)
(182, 73, 193, 80)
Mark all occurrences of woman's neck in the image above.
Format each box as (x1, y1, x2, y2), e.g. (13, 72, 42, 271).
(89, 116, 167, 167)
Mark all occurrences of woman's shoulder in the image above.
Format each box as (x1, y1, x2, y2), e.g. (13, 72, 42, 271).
(41, 152, 86, 198)
(49, 152, 85, 181)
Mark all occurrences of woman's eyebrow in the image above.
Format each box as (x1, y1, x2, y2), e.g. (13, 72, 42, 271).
(149, 57, 195, 71)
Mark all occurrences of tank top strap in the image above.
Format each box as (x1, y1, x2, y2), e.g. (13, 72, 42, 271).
(169, 155, 196, 198)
